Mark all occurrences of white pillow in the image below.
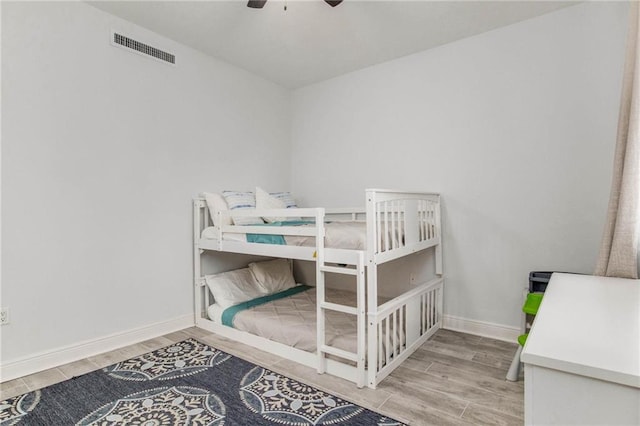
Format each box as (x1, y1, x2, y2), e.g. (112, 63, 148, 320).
(249, 258, 296, 294)
(255, 187, 301, 223)
(256, 186, 287, 223)
(205, 268, 265, 309)
(203, 192, 232, 227)
(222, 190, 264, 226)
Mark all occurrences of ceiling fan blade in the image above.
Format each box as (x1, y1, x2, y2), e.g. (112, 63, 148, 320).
(324, 0, 342, 6)
(247, 0, 267, 8)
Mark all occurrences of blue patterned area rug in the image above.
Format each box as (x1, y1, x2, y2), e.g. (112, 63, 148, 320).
(1, 338, 404, 425)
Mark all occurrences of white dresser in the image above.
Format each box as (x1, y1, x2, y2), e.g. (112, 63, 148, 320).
(521, 273, 640, 425)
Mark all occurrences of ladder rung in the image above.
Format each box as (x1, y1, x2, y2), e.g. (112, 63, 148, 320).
(320, 302, 357, 315)
(320, 345, 359, 362)
(320, 265, 358, 276)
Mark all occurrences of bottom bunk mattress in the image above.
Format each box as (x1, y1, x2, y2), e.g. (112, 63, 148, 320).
(207, 285, 393, 356)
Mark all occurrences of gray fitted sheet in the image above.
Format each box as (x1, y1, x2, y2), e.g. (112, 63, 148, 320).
(208, 286, 401, 356)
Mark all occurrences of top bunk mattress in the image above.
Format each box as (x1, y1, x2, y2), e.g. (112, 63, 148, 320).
(202, 222, 370, 250)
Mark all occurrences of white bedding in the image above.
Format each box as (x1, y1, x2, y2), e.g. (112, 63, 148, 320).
(202, 222, 369, 250)
(207, 286, 401, 357)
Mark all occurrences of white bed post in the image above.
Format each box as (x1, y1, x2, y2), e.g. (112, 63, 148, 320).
(193, 198, 204, 324)
(433, 195, 444, 327)
(365, 189, 379, 388)
(315, 208, 327, 375)
(356, 251, 366, 388)
(434, 195, 443, 276)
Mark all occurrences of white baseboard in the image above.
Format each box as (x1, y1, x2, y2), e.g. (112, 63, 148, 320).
(442, 314, 520, 342)
(0, 314, 194, 383)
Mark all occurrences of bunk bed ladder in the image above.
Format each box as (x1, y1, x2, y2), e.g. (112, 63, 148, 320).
(316, 214, 367, 387)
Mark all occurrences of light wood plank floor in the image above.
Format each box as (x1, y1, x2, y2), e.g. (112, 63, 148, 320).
(1, 328, 524, 425)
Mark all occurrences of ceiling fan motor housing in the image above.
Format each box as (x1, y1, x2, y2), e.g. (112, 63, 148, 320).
(247, 0, 342, 8)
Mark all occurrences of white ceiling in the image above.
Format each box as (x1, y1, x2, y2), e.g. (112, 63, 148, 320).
(89, 0, 576, 89)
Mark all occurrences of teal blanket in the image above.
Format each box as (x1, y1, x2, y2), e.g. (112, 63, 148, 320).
(246, 220, 314, 245)
(221, 285, 311, 327)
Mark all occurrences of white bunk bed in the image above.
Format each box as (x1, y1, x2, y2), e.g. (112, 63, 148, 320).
(193, 189, 443, 389)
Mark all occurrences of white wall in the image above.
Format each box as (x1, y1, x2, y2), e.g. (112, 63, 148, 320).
(0, 0, 629, 367)
(290, 3, 628, 329)
(1, 2, 290, 363)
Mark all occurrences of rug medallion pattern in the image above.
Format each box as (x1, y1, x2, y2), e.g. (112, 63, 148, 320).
(106, 339, 230, 381)
(0, 338, 405, 425)
(240, 366, 363, 424)
(0, 391, 41, 426)
(77, 386, 225, 425)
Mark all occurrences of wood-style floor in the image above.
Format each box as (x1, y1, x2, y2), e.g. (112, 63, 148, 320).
(0, 328, 524, 425)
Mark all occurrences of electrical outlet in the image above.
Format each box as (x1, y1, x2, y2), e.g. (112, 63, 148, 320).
(0, 308, 9, 325)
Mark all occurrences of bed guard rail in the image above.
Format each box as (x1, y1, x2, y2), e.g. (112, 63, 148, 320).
(365, 189, 441, 267)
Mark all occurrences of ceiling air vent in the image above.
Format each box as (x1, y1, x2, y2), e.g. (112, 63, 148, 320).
(111, 31, 175, 65)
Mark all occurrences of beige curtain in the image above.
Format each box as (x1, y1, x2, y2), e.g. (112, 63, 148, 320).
(595, 1, 640, 279)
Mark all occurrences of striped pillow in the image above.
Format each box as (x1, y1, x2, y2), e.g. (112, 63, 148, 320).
(222, 191, 264, 226)
(256, 187, 301, 223)
(270, 192, 297, 208)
